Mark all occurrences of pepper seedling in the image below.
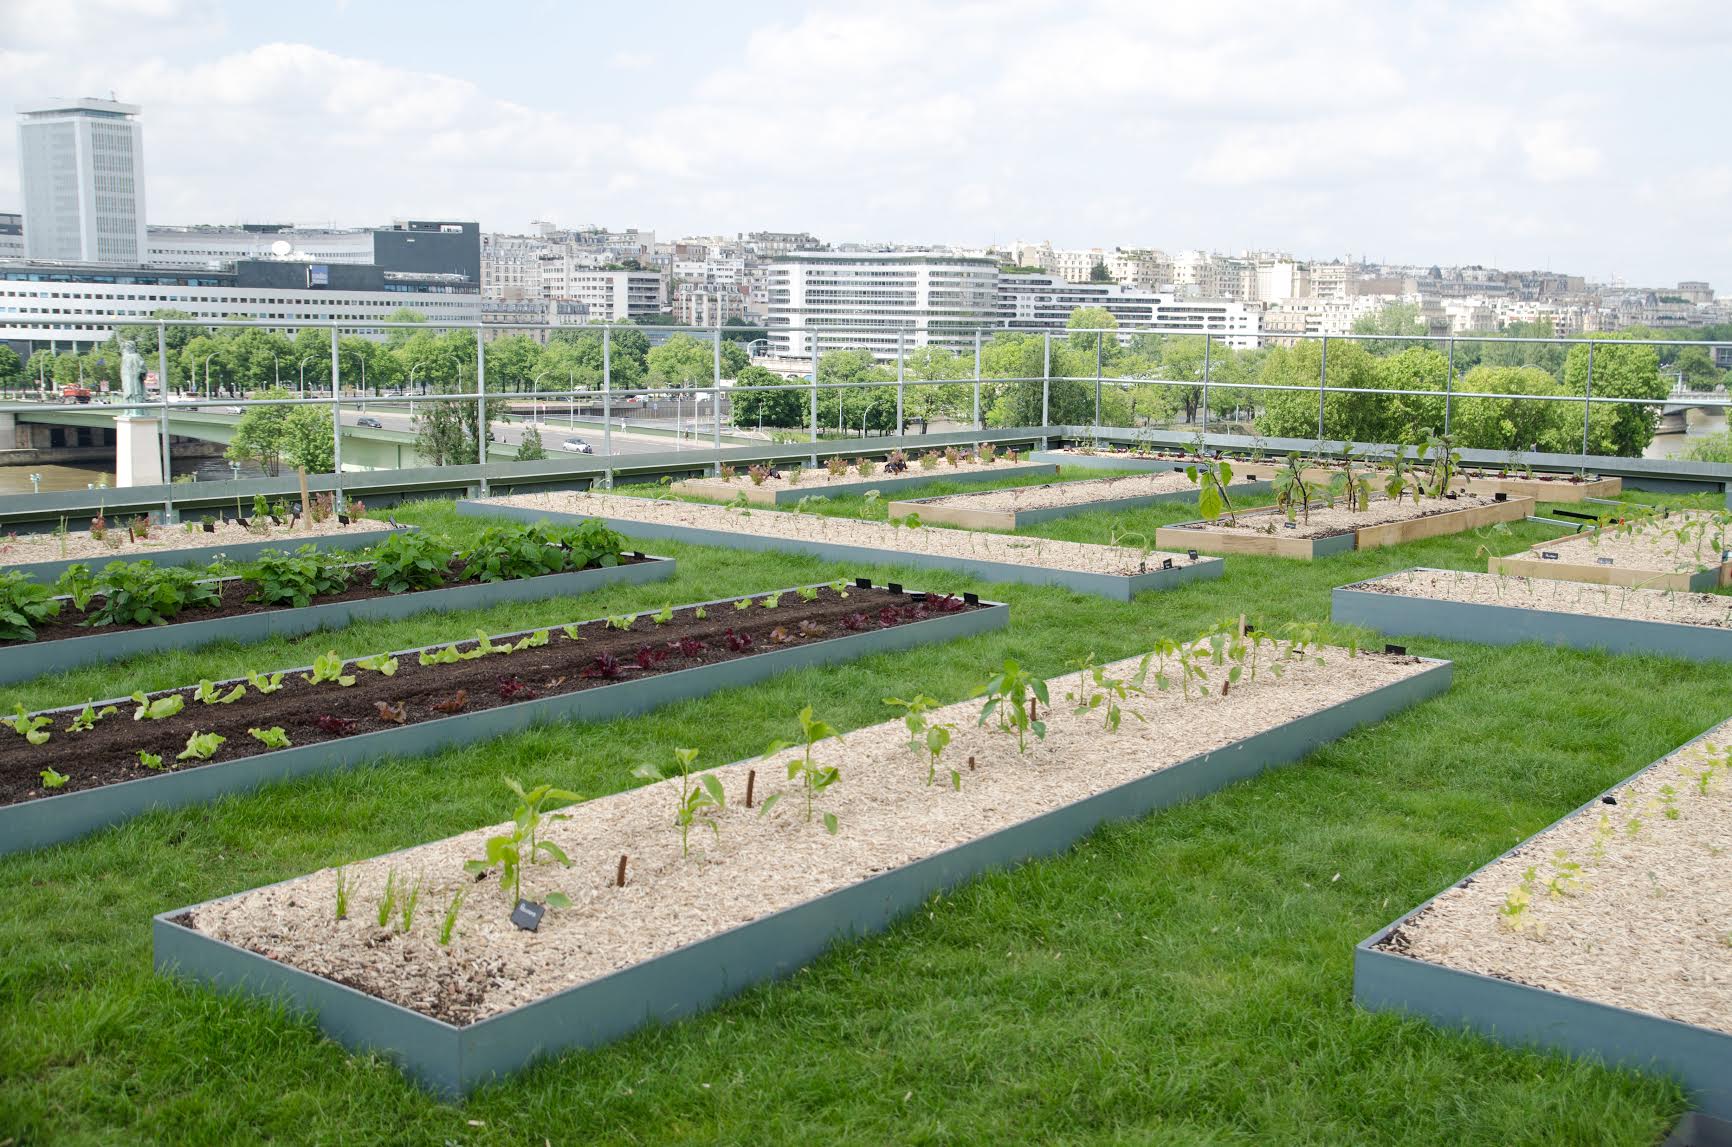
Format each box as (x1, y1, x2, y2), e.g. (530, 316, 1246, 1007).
(884, 694, 960, 789)
(464, 776, 579, 913)
(760, 705, 843, 832)
(634, 747, 725, 857)
(972, 659, 1048, 753)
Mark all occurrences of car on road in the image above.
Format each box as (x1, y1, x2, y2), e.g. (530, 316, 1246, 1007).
(356, 415, 384, 429)
(561, 437, 595, 454)
(218, 405, 244, 415)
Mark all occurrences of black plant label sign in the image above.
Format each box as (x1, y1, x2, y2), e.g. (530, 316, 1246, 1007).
(1540, 551, 1560, 560)
(1162, 558, 1174, 570)
(1596, 557, 1614, 565)
(1187, 549, 1199, 561)
(511, 900, 545, 932)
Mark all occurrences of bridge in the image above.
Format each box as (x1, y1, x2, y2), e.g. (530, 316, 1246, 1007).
(1657, 385, 1729, 435)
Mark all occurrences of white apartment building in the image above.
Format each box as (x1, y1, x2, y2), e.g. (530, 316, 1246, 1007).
(1052, 247, 1107, 283)
(1105, 249, 1171, 291)
(17, 97, 148, 264)
(673, 281, 748, 327)
(538, 258, 665, 322)
(1171, 251, 1245, 299)
(997, 275, 1262, 348)
(480, 232, 548, 300)
(1261, 295, 1394, 339)
(765, 252, 999, 358)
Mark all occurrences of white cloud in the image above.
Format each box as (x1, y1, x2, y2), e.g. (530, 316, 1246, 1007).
(1522, 122, 1602, 182)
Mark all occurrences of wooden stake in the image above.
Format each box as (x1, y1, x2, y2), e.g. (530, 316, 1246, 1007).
(967, 755, 976, 771)
(745, 768, 756, 808)
(615, 854, 627, 888)
(297, 467, 312, 530)
(1238, 613, 1246, 638)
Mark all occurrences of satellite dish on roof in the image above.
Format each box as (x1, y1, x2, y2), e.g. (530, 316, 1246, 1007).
(271, 239, 292, 257)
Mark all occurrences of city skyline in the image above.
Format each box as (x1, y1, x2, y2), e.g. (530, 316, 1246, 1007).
(1, 0, 1728, 291)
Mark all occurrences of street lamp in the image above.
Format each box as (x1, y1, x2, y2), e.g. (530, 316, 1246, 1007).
(860, 394, 883, 439)
(531, 369, 552, 427)
(297, 355, 315, 400)
(202, 352, 218, 399)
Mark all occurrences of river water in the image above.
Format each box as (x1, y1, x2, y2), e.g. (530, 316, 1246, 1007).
(0, 455, 266, 495)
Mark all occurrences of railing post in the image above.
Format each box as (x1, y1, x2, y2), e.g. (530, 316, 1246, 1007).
(157, 319, 173, 521)
(330, 324, 343, 507)
(1317, 334, 1328, 442)
(809, 330, 819, 467)
(1582, 340, 1595, 462)
(1094, 330, 1102, 431)
(602, 328, 613, 485)
(896, 330, 905, 438)
(476, 330, 489, 497)
(973, 329, 982, 430)
(1200, 332, 1211, 442)
(1042, 332, 1051, 428)
(712, 327, 723, 474)
(1444, 335, 1455, 436)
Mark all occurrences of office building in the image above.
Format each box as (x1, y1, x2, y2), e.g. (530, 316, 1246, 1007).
(17, 97, 148, 263)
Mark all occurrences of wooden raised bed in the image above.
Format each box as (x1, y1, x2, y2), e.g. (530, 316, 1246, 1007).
(672, 461, 1057, 506)
(883, 473, 1272, 531)
(1156, 496, 1532, 560)
(1490, 530, 1732, 592)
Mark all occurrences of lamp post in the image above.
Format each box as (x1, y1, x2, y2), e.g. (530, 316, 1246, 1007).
(532, 369, 552, 428)
(272, 353, 281, 388)
(202, 352, 218, 399)
(297, 355, 315, 400)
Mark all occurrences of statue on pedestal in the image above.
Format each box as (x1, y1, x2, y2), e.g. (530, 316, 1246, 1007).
(120, 339, 146, 408)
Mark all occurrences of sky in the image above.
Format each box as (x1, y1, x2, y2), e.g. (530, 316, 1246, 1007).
(2, 0, 1729, 289)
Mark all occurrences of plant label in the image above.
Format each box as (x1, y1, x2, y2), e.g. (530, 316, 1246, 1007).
(1162, 558, 1174, 570)
(1493, 493, 1508, 502)
(511, 900, 545, 932)
(855, 577, 872, 589)
(1187, 550, 1199, 561)
(887, 582, 903, 596)
(1540, 551, 1559, 560)
(963, 592, 979, 605)
(1384, 643, 1407, 655)
(1596, 557, 1614, 565)
(1283, 522, 1296, 530)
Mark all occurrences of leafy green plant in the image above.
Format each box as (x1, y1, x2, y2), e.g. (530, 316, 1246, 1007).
(137, 750, 165, 770)
(1327, 444, 1375, 513)
(1065, 655, 1143, 732)
(439, 889, 464, 945)
(884, 694, 959, 788)
(759, 592, 781, 610)
(973, 659, 1048, 753)
(249, 727, 292, 749)
(1415, 429, 1460, 498)
(6, 704, 51, 745)
(761, 706, 843, 832)
(176, 731, 226, 761)
(634, 747, 725, 857)
(0, 570, 62, 641)
(1184, 458, 1239, 525)
(40, 767, 68, 789)
(195, 679, 246, 705)
(82, 560, 221, 628)
(355, 653, 399, 676)
(67, 701, 118, 732)
(55, 564, 98, 612)
(398, 877, 422, 933)
(463, 777, 579, 910)
(369, 531, 450, 594)
(461, 524, 579, 583)
(796, 585, 820, 602)
(247, 670, 286, 694)
(240, 545, 352, 608)
(1271, 453, 1314, 524)
(302, 651, 356, 686)
(418, 643, 462, 666)
(732, 598, 751, 612)
(606, 613, 636, 631)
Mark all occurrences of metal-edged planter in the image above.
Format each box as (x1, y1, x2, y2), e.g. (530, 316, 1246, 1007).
(0, 584, 1007, 857)
(1354, 724, 1732, 1127)
(885, 479, 1273, 531)
(0, 556, 675, 687)
(4, 524, 415, 585)
(1027, 450, 1191, 473)
(1333, 567, 1732, 662)
(670, 461, 1059, 506)
(155, 656, 1452, 1098)
(454, 500, 1223, 602)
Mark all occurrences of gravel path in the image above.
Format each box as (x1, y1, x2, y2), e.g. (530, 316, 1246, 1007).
(488, 492, 1203, 576)
(190, 646, 1430, 1024)
(1385, 720, 1732, 1035)
(0, 516, 393, 571)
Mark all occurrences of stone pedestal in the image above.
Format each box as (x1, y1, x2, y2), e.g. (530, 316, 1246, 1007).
(115, 415, 164, 487)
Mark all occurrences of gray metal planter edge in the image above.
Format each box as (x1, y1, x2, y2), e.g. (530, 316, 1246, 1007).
(1028, 450, 1191, 474)
(154, 656, 1452, 1098)
(755, 461, 1059, 504)
(1353, 722, 1732, 1122)
(4, 524, 417, 585)
(890, 480, 1274, 529)
(453, 499, 1225, 602)
(2, 586, 1008, 858)
(1332, 568, 1732, 662)
(0, 556, 676, 687)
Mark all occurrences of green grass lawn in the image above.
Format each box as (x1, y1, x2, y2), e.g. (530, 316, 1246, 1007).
(0, 479, 1724, 1145)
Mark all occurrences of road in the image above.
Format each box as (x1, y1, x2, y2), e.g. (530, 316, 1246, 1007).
(336, 405, 701, 457)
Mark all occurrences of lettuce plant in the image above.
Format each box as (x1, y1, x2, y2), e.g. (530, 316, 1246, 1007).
(195, 679, 246, 705)
(249, 727, 292, 749)
(177, 731, 226, 761)
(0, 570, 62, 641)
(6, 704, 52, 745)
(67, 701, 117, 732)
(40, 767, 69, 789)
(302, 651, 355, 686)
(248, 670, 286, 694)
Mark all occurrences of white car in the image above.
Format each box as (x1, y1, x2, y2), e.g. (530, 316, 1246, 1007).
(561, 437, 595, 454)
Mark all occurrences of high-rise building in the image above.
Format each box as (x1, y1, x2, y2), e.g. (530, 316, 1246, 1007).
(764, 252, 999, 359)
(17, 97, 148, 263)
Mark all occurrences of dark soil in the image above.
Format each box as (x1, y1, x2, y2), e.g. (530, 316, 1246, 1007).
(1, 585, 983, 806)
(10, 557, 655, 645)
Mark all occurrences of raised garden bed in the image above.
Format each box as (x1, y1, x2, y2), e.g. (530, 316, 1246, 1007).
(458, 493, 1223, 601)
(1458, 472, 1623, 502)
(1490, 511, 1732, 592)
(884, 470, 1273, 530)
(156, 640, 1450, 1096)
(1355, 719, 1732, 1125)
(0, 582, 1005, 856)
(0, 554, 673, 687)
(1334, 567, 1732, 661)
(2, 517, 406, 584)
(673, 456, 1057, 506)
(1029, 448, 1202, 473)
(1155, 495, 1532, 559)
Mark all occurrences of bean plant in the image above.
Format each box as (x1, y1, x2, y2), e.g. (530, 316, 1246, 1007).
(0, 571, 61, 641)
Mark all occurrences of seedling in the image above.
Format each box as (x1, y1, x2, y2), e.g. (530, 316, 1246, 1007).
(1065, 655, 1143, 732)
(195, 679, 246, 705)
(431, 691, 469, 714)
(759, 592, 781, 610)
(40, 767, 68, 789)
(464, 777, 580, 911)
(733, 597, 752, 611)
(760, 706, 843, 832)
(694, 606, 708, 620)
(1184, 457, 1239, 525)
(439, 890, 464, 945)
(635, 746, 726, 857)
(973, 659, 1048, 753)
(375, 700, 407, 724)
(355, 653, 399, 676)
(334, 867, 351, 920)
(1546, 849, 1584, 898)
(247, 670, 287, 694)
(137, 750, 165, 770)
(176, 731, 225, 761)
(884, 694, 960, 789)
(796, 585, 820, 602)
(513, 629, 551, 651)
(399, 877, 422, 934)
(6, 705, 52, 745)
(66, 701, 117, 733)
(1660, 784, 1679, 820)
(377, 870, 399, 928)
(249, 727, 292, 749)
(302, 651, 356, 687)
(606, 613, 637, 631)
(1271, 453, 1314, 524)
(419, 644, 462, 667)
(653, 603, 674, 624)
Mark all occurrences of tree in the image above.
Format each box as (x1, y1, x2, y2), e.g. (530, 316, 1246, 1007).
(282, 406, 335, 474)
(384, 307, 428, 348)
(721, 317, 768, 345)
(1254, 340, 1390, 442)
(1674, 346, 1722, 389)
(1563, 336, 1665, 457)
(515, 424, 547, 460)
(1088, 262, 1113, 283)
(0, 345, 21, 390)
(225, 388, 294, 475)
(730, 364, 805, 429)
(484, 334, 543, 392)
(1351, 303, 1429, 357)
(646, 333, 714, 388)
